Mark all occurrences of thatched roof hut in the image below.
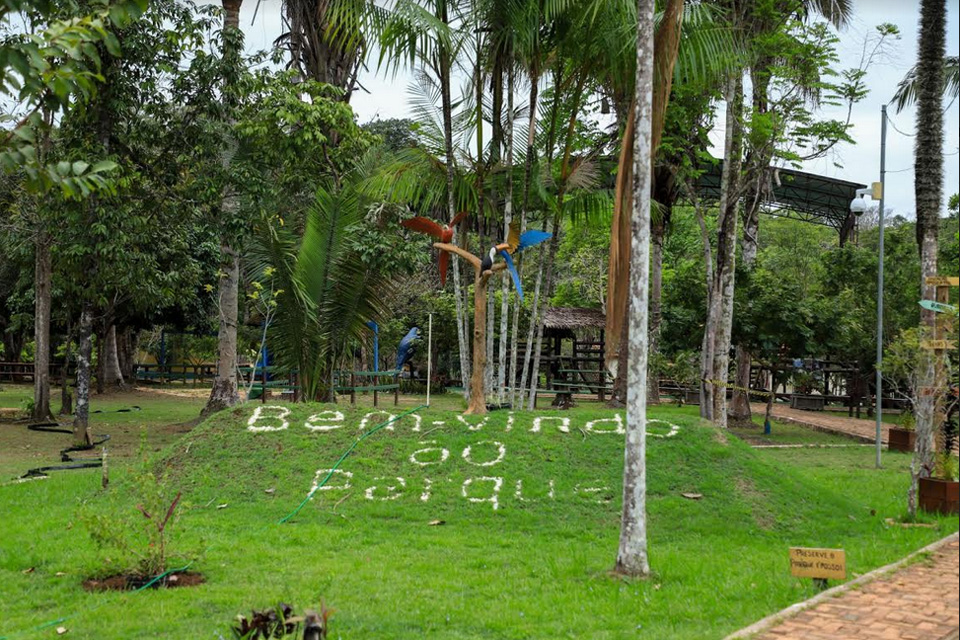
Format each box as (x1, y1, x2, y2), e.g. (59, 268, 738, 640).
(543, 307, 605, 337)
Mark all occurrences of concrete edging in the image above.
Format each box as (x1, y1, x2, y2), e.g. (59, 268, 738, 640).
(723, 531, 960, 640)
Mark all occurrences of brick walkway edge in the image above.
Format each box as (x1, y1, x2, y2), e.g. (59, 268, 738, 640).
(724, 532, 960, 640)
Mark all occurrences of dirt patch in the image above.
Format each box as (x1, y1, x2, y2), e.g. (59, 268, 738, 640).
(736, 476, 775, 530)
(82, 571, 204, 591)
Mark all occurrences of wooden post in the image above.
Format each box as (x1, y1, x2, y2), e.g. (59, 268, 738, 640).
(350, 372, 356, 406)
(466, 269, 489, 414)
(261, 364, 267, 403)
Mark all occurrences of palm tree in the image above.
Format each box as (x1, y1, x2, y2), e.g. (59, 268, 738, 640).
(275, 0, 385, 101)
(615, 0, 654, 578)
(908, 0, 946, 517)
(891, 55, 958, 113)
(250, 179, 393, 401)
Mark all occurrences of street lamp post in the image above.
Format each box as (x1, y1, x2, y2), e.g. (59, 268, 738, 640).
(849, 105, 888, 469)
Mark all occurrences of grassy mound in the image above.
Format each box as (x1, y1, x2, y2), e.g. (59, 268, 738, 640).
(1, 402, 955, 639)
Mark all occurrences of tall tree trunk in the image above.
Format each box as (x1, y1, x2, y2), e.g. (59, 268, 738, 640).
(525, 71, 587, 409)
(909, 0, 945, 517)
(498, 65, 515, 405)
(32, 232, 53, 421)
(647, 201, 667, 405)
(102, 324, 125, 389)
(73, 305, 94, 446)
(205, 244, 241, 414)
(701, 74, 743, 426)
(441, 7, 470, 398)
(508, 68, 539, 409)
(606, 0, 685, 375)
(60, 323, 73, 416)
(616, 0, 654, 578)
(203, 0, 243, 416)
(525, 216, 562, 409)
(729, 59, 773, 423)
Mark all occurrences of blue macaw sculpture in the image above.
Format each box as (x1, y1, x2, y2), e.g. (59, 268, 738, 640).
(484, 222, 552, 302)
(396, 327, 421, 371)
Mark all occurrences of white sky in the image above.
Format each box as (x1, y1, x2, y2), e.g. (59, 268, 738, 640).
(236, 0, 960, 218)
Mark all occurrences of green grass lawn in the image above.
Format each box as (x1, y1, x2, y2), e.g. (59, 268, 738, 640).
(0, 399, 956, 639)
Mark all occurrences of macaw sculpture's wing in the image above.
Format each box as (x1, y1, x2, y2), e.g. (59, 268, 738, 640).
(438, 251, 450, 287)
(401, 216, 446, 239)
(517, 229, 552, 252)
(396, 329, 419, 370)
(499, 250, 523, 302)
(448, 211, 469, 228)
(504, 221, 521, 253)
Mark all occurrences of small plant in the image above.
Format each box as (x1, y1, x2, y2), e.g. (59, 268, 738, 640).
(934, 452, 959, 482)
(84, 432, 195, 579)
(899, 410, 916, 431)
(232, 601, 334, 640)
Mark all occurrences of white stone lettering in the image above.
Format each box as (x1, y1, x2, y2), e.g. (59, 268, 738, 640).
(310, 468, 353, 494)
(515, 479, 526, 502)
(462, 441, 506, 467)
(575, 481, 612, 504)
(247, 405, 291, 432)
(364, 476, 406, 501)
(409, 441, 450, 467)
(646, 419, 680, 438)
(457, 415, 489, 431)
(584, 413, 625, 435)
(420, 478, 433, 502)
(305, 410, 345, 431)
(462, 476, 503, 510)
(531, 415, 570, 433)
(505, 411, 515, 432)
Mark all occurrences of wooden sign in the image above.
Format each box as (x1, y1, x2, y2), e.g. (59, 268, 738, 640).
(789, 547, 846, 580)
(919, 299, 958, 314)
(920, 340, 958, 350)
(925, 276, 959, 287)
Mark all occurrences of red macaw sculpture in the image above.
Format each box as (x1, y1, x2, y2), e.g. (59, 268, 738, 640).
(400, 212, 468, 286)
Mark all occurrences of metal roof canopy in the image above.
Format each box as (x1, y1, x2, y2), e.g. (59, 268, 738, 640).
(694, 162, 866, 244)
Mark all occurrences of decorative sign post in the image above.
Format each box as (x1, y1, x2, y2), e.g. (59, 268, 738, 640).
(789, 547, 846, 590)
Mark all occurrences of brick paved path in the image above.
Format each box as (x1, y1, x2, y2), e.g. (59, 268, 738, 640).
(750, 403, 890, 444)
(749, 538, 959, 640)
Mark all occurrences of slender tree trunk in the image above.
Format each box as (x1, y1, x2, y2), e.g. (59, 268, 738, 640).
(103, 324, 125, 389)
(498, 66, 515, 405)
(616, 0, 654, 578)
(60, 324, 73, 416)
(526, 216, 563, 409)
(526, 71, 587, 409)
(73, 305, 94, 446)
(703, 74, 742, 426)
(32, 232, 53, 421)
(647, 214, 664, 405)
(508, 70, 539, 408)
(204, 0, 243, 416)
(606, 0, 685, 376)
(95, 320, 106, 395)
(204, 244, 241, 414)
(691, 191, 714, 416)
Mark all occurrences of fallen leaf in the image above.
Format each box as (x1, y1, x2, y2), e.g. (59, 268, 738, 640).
(264, 488, 275, 494)
(56, 626, 68, 635)
(168, 574, 179, 583)
(22, 567, 35, 574)
(680, 492, 703, 500)
(55, 572, 67, 577)
(428, 519, 445, 526)
(216, 503, 228, 510)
